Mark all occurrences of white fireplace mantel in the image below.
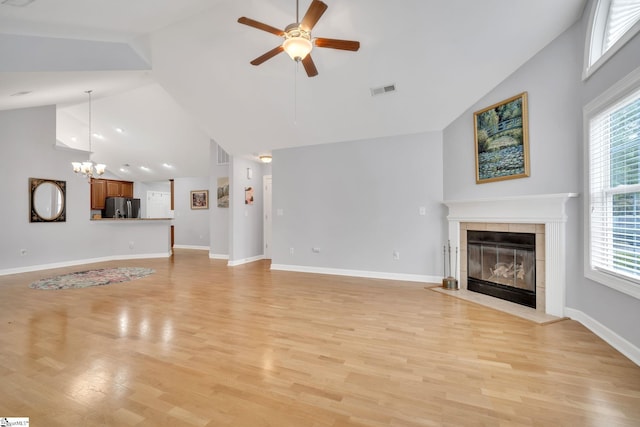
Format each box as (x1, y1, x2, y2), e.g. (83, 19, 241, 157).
(444, 193, 578, 223)
(443, 193, 579, 317)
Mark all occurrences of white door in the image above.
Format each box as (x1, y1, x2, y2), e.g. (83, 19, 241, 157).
(263, 175, 272, 259)
(147, 191, 171, 218)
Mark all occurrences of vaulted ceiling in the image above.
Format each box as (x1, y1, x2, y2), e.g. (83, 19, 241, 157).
(0, 0, 587, 181)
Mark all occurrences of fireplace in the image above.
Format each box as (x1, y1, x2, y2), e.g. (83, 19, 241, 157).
(467, 230, 536, 308)
(443, 193, 578, 317)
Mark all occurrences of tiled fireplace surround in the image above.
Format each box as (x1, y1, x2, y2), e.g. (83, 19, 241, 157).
(444, 193, 578, 318)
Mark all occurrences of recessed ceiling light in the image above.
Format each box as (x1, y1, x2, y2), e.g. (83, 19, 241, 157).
(162, 163, 173, 168)
(92, 133, 104, 139)
(115, 127, 124, 133)
(70, 136, 77, 142)
(140, 166, 150, 171)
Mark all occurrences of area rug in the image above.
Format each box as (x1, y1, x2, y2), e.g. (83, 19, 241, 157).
(30, 267, 155, 290)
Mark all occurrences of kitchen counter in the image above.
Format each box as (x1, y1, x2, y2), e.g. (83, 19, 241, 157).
(91, 218, 173, 221)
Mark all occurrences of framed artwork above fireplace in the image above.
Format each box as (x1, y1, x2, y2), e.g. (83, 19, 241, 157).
(473, 92, 530, 184)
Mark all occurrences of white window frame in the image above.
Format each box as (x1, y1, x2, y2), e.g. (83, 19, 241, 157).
(583, 0, 640, 79)
(584, 65, 640, 300)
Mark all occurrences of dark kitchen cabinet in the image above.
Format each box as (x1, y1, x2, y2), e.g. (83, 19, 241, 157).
(90, 178, 134, 210)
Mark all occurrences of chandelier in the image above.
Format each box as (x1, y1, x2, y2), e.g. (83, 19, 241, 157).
(71, 90, 106, 180)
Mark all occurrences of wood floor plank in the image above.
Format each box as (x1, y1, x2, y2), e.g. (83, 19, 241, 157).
(0, 249, 638, 426)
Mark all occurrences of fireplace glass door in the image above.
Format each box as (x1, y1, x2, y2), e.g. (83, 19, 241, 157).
(468, 244, 535, 291)
(467, 231, 536, 307)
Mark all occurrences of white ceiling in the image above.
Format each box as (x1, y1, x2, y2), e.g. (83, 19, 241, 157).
(0, 0, 587, 182)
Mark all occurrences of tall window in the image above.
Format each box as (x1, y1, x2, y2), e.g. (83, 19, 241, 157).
(585, 0, 640, 77)
(586, 68, 640, 299)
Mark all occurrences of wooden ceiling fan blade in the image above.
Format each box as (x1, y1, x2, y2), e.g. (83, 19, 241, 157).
(302, 55, 318, 77)
(300, 0, 328, 32)
(238, 17, 285, 37)
(315, 38, 360, 51)
(250, 45, 285, 65)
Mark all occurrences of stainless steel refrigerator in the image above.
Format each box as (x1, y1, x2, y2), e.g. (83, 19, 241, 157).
(104, 197, 140, 219)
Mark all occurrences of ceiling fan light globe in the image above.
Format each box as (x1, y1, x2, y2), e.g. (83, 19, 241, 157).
(283, 37, 312, 61)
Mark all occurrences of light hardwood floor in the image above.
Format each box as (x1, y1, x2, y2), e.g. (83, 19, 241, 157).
(0, 249, 638, 426)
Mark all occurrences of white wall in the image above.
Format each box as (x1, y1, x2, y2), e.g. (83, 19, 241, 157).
(173, 176, 210, 249)
(443, 0, 640, 351)
(271, 132, 446, 280)
(0, 105, 170, 274)
(209, 140, 230, 258)
(0, 33, 149, 72)
(228, 156, 265, 264)
(443, 23, 583, 200)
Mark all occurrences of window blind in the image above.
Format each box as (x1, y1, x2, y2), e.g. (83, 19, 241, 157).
(604, 0, 640, 51)
(589, 87, 640, 282)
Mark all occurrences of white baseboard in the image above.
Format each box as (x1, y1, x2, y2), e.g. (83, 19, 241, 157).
(270, 264, 439, 285)
(0, 252, 172, 276)
(209, 253, 229, 260)
(227, 255, 264, 266)
(173, 245, 209, 251)
(565, 307, 640, 366)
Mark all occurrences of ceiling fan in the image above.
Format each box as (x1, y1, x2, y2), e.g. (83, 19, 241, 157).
(238, 0, 360, 77)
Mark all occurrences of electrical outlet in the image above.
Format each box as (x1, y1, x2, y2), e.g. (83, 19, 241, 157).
(312, 247, 321, 253)
(289, 247, 294, 255)
(129, 241, 135, 249)
(393, 250, 400, 260)
(419, 207, 426, 215)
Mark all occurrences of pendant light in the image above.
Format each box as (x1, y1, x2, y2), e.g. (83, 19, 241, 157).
(71, 90, 106, 180)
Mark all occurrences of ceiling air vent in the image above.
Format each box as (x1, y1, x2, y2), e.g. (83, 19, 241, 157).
(370, 84, 396, 96)
(217, 144, 230, 165)
(1, 0, 36, 7)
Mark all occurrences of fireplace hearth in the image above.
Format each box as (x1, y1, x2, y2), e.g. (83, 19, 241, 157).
(467, 230, 536, 308)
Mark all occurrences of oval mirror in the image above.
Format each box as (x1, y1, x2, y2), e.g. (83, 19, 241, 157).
(30, 178, 66, 222)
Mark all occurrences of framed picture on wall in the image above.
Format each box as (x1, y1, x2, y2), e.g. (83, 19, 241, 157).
(473, 92, 530, 184)
(245, 187, 254, 205)
(217, 177, 229, 208)
(190, 190, 209, 209)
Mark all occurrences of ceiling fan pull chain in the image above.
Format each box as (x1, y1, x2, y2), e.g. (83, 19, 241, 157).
(294, 61, 298, 124)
